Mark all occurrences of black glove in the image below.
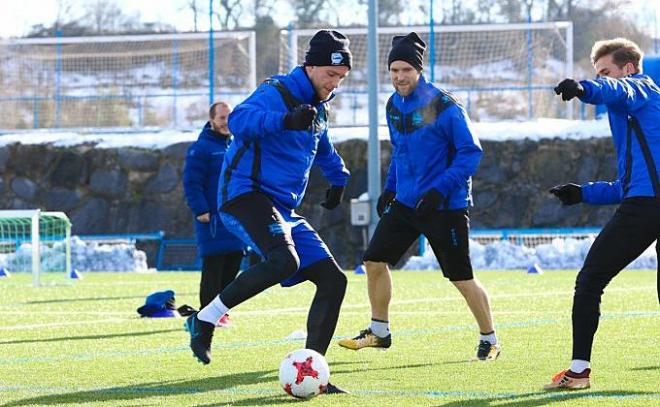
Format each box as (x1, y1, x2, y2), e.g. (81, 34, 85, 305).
(283, 104, 317, 130)
(549, 183, 582, 205)
(415, 188, 445, 217)
(320, 185, 345, 210)
(376, 190, 396, 217)
(554, 79, 585, 101)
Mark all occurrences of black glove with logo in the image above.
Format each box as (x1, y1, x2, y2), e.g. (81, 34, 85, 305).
(549, 183, 582, 205)
(283, 104, 317, 130)
(320, 185, 345, 210)
(415, 188, 444, 217)
(554, 79, 585, 101)
(376, 190, 396, 217)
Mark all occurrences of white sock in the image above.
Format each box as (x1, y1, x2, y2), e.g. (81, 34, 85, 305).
(197, 296, 229, 324)
(569, 359, 590, 373)
(370, 318, 390, 338)
(480, 331, 497, 345)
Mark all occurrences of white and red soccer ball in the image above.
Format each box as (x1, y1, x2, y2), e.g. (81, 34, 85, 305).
(279, 348, 330, 399)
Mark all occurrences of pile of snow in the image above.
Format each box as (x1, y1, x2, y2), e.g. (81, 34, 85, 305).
(404, 238, 657, 271)
(328, 119, 611, 143)
(70, 236, 148, 272)
(0, 236, 148, 272)
(0, 119, 612, 149)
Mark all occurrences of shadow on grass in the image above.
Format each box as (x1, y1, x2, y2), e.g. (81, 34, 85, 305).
(4, 361, 410, 406)
(26, 293, 196, 305)
(332, 362, 434, 375)
(0, 329, 181, 345)
(3, 370, 280, 406)
(432, 390, 659, 406)
(630, 365, 660, 371)
(193, 394, 299, 406)
(441, 359, 474, 365)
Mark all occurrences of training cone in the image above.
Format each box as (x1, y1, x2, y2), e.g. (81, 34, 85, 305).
(354, 264, 366, 275)
(0, 267, 10, 277)
(527, 263, 544, 275)
(69, 269, 82, 279)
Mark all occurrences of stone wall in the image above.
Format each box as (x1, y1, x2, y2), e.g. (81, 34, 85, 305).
(0, 137, 617, 268)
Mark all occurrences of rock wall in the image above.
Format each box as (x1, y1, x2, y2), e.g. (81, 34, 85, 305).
(0, 137, 617, 268)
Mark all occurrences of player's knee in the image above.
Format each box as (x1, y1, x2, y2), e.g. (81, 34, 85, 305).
(266, 245, 300, 279)
(364, 261, 388, 276)
(451, 278, 475, 291)
(319, 261, 347, 289)
(574, 270, 605, 297)
(318, 271, 347, 300)
(331, 268, 348, 294)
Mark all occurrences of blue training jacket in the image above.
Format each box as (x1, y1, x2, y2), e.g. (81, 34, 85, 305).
(183, 123, 246, 256)
(579, 74, 660, 204)
(384, 75, 483, 210)
(221, 66, 350, 212)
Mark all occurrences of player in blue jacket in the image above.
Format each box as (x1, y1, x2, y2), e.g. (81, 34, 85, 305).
(183, 102, 246, 327)
(547, 38, 660, 390)
(338, 33, 500, 362)
(184, 30, 351, 393)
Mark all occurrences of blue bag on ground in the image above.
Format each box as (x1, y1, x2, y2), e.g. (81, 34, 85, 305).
(137, 290, 177, 317)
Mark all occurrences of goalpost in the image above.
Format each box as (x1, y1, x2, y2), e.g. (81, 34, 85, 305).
(0, 210, 71, 286)
(0, 31, 257, 129)
(280, 22, 573, 123)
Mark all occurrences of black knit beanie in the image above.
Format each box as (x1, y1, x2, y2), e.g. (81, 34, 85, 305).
(304, 30, 352, 70)
(388, 32, 426, 71)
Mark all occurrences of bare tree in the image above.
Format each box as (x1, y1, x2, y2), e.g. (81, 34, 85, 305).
(184, 0, 201, 32)
(354, 0, 402, 26)
(291, 0, 328, 28)
(54, 0, 76, 30)
(498, 0, 524, 22)
(253, 0, 278, 18)
(475, 0, 498, 23)
(83, 0, 141, 34)
(214, 0, 246, 29)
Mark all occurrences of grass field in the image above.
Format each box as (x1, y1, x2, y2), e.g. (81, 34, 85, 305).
(1, 270, 658, 406)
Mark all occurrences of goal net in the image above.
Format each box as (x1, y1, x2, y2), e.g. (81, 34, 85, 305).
(0, 31, 256, 129)
(0, 210, 71, 286)
(280, 22, 573, 125)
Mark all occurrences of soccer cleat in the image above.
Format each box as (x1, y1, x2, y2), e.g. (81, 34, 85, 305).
(476, 340, 501, 361)
(337, 328, 391, 351)
(544, 369, 591, 390)
(185, 312, 215, 365)
(216, 313, 232, 328)
(324, 382, 349, 394)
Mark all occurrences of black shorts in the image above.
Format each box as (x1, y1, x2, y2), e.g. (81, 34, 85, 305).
(363, 201, 474, 281)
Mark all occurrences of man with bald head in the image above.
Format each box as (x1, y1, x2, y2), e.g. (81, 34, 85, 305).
(183, 101, 246, 327)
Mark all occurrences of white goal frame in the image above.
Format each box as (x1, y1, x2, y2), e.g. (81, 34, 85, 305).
(0, 210, 71, 286)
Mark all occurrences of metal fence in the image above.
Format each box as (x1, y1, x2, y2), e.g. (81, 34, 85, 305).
(280, 22, 576, 124)
(0, 31, 256, 130)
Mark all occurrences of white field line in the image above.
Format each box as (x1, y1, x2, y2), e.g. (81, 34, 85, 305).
(0, 318, 131, 331)
(0, 286, 654, 330)
(5, 311, 136, 316)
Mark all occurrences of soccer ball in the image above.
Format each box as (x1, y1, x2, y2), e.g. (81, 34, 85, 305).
(279, 348, 330, 399)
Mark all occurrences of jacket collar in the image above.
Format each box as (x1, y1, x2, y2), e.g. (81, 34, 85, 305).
(199, 122, 230, 143)
(284, 66, 336, 106)
(395, 74, 431, 104)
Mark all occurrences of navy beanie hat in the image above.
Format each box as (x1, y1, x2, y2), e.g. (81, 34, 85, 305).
(388, 32, 426, 71)
(304, 30, 352, 70)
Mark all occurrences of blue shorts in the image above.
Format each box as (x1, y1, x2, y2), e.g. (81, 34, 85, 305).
(219, 191, 333, 287)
